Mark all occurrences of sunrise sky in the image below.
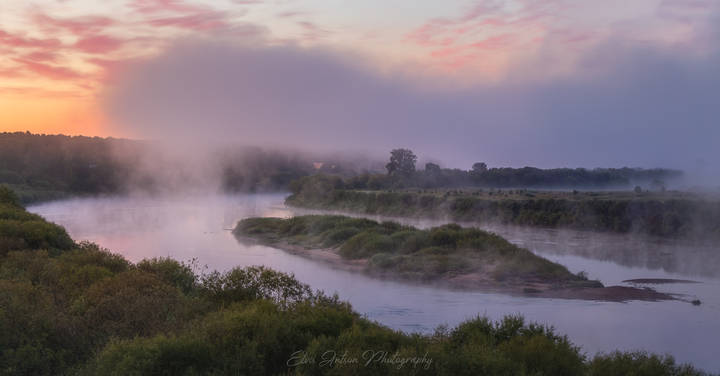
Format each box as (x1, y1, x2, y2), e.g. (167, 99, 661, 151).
(1, 0, 714, 138)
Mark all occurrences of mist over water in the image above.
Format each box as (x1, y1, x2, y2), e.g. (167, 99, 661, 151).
(29, 194, 720, 372)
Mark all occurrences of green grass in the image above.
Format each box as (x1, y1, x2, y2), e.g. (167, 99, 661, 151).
(235, 215, 592, 285)
(285, 176, 720, 238)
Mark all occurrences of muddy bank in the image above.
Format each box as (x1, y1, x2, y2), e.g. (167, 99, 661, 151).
(236, 236, 675, 302)
(623, 278, 700, 284)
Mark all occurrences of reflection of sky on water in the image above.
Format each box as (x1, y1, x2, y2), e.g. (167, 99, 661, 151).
(29, 194, 720, 373)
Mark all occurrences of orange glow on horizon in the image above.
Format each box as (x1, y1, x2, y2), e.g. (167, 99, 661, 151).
(0, 97, 108, 137)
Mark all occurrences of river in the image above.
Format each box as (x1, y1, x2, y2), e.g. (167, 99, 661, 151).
(28, 193, 720, 372)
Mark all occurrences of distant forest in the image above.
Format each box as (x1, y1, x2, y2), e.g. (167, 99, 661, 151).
(0, 133, 683, 203)
(352, 149, 683, 191)
(0, 132, 355, 203)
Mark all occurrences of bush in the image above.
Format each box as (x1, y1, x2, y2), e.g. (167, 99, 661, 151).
(339, 232, 396, 259)
(0, 185, 20, 206)
(323, 227, 361, 246)
(200, 266, 314, 307)
(77, 271, 189, 340)
(86, 335, 213, 376)
(588, 351, 704, 376)
(137, 257, 197, 295)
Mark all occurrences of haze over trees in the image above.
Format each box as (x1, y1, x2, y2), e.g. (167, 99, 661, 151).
(0, 134, 685, 206)
(386, 148, 417, 177)
(0, 132, 357, 203)
(362, 149, 683, 190)
(287, 174, 720, 239)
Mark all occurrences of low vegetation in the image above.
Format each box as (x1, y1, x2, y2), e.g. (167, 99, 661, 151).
(287, 175, 720, 239)
(235, 215, 598, 290)
(0, 186, 707, 375)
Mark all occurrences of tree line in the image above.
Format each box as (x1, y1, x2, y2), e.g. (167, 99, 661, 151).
(378, 148, 682, 189)
(0, 132, 352, 203)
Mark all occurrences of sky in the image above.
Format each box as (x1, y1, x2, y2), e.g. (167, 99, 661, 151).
(1, 0, 718, 170)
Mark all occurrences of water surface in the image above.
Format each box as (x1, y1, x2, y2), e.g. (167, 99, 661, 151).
(29, 194, 720, 372)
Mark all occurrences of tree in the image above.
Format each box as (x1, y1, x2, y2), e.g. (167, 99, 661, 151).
(385, 149, 417, 176)
(425, 163, 440, 173)
(472, 162, 488, 173)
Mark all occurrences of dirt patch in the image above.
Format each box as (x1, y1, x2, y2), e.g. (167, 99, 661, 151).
(539, 286, 674, 302)
(623, 278, 700, 284)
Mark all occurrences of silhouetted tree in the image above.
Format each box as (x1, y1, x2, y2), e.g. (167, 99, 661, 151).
(385, 149, 417, 177)
(472, 162, 488, 173)
(425, 163, 440, 172)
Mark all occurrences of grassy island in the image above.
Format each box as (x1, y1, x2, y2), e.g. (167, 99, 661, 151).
(234, 215, 673, 301)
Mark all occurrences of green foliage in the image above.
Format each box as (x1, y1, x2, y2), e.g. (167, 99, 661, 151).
(0, 185, 20, 207)
(0, 197, 74, 255)
(588, 351, 705, 376)
(137, 257, 197, 294)
(339, 232, 397, 259)
(386, 148, 417, 177)
(200, 265, 315, 307)
(235, 215, 584, 284)
(286, 177, 720, 238)
(77, 270, 189, 340)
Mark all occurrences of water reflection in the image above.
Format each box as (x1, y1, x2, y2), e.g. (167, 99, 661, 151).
(28, 194, 720, 372)
(289, 208, 720, 280)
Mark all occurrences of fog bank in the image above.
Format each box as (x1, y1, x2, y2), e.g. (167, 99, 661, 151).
(104, 30, 720, 183)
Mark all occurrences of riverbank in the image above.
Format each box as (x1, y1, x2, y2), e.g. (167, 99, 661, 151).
(234, 215, 675, 302)
(286, 176, 720, 239)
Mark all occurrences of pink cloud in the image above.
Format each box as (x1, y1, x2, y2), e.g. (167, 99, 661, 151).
(0, 30, 62, 49)
(0, 85, 89, 98)
(23, 50, 59, 62)
(128, 0, 208, 15)
(87, 57, 130, 84)
(12, 58, 84, 80)
(32, 12, 116, 35)
(147, 12, 229, 31)
(297, 21, 330, 41)
(468, 34, 515, 50)
(129, 0, 232, 31)
(0, 66, 25, 78)
(277, 11, 306, 18)
(404, 0, 569, 70)
(74, 35, 125, 53)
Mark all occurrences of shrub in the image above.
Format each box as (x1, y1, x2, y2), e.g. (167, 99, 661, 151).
(339, 232, 396, 259)
(77, 270, 189, 340)
(323, 227, 361, 246)
(200, 266, 314, 307)
(588, 351, 703, 376)
(137, 257, 197, 295)
(0, 185, 20, 206)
